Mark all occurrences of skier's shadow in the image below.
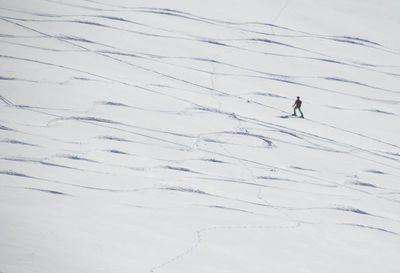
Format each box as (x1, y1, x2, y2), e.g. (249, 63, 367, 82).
(279, 115, 303, 119)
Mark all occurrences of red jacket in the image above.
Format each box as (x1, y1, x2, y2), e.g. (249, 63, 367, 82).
(293, 99, 302, 108)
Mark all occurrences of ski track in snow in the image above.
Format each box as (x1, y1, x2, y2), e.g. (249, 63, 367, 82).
(1, 1, 400, 272)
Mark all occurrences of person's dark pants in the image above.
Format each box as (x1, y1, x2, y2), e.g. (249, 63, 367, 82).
(293, 106, 303, 117)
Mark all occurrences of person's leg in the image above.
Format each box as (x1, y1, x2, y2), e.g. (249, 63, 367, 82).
(293, 107, 297, 116)
(298, 107, 303, 117)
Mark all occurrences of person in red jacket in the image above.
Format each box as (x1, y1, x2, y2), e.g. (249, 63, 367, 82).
(292, 96, 304, 118)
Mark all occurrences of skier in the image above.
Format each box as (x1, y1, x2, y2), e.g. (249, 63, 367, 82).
(292, 96, 304, 118)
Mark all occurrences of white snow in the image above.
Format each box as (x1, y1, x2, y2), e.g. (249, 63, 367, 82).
(1, 0, 400, 272)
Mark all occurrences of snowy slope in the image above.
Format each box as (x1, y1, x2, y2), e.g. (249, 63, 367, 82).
(1, 0, 400, 272)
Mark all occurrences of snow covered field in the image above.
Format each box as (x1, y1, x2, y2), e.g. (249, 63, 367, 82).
(1, 0, 400, 272)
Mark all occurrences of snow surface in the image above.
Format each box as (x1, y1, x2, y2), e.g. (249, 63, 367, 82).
(1, 0, 400, 272)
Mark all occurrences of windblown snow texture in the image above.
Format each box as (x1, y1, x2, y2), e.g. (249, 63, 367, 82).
(1, 0, 400, 273)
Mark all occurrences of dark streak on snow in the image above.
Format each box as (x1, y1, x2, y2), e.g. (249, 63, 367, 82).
(337, 36, 382, 46)
(61, 155, 97, 163)
(325, 77, 399, 93)
(349, 181, 378, 188)
(208, 205, 252, 214)
(98, 101, 130, 107)
(72, 77, 95, 81)
(0, 139, 38, 146)
(0, 125, 14, 131)
(257, 176, 297, 183)
(96, 15, 130, 23)
(57, 35, 94, 44)
(201, 40, 228, 47)
(107, 149, 128, 155)
(250, 38, 293, 48)
(0, 76, 16, 80)
(364, 169, 385, 175)
(164, 166, 200, 174)
(197, 176, 276, 188)
(0, 170, 36, 179)
(26, 187, 72, 196)
(385, 152, 400, 157)
(98, 50, 139, 58)
(98, 136, 132, 142)
(70, 20, 105, 27)
(136, 9, 215, 25)
(67, 116, 121, 125)
(333, 207, 370, 215)
(340, 223, 400, 236)
(313, 58, 344, 65)
(40, 161, 78, 169)
(162, 186, 207, 195)
(332, 39, 364, 46)
(201, 138, 227, 144)
(201, 158, 225, 164)
(289, 166, 315, 172)
(1, 157, 81, 170)
(278, 130, 302, 139)
(364, 109, 395, 115)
